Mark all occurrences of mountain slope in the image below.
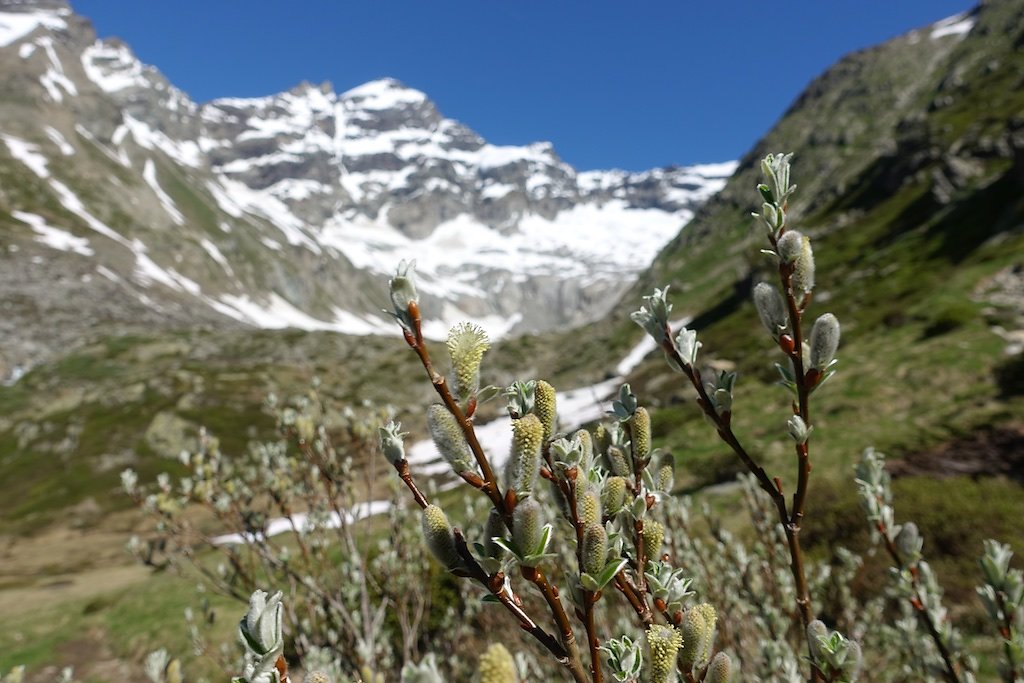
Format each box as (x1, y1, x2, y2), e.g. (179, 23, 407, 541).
(0, 0, 732, 379)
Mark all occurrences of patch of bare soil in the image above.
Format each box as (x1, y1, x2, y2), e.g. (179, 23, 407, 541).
(888, 425, 1024, 482)
(0, 509, 149, 617)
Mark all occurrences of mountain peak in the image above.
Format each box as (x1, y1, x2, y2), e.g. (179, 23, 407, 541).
(341, 77, 429, 110)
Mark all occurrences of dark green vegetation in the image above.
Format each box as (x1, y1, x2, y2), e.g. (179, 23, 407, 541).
(3, 0, 1024, 678)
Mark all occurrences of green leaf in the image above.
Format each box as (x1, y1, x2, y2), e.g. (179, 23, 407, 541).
(580, 572, 601, 592)
(596, 558, 629, 589)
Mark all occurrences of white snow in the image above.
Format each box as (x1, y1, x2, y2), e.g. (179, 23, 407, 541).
(212, 293, 394, 336)
(341, 78, 428, 110)
(215, 177, 321, 252)
(49, 179, 131, 247)
(206, 180, 246, 218)
(199, 238, 233, 274)
(931, 12, 975, 39)
(44, 126, 74, 155)
(37, 36, 76, 103)
(318, 201, 683, 301)
(143, 159, 185, 225)
(2, 134, 50, 178)
(476, 142, 555, 170)
(123, 115, 203, 168)
(13, 210, 93, 256)
(81, 41, 150, 92)
(211, 499, 393, 546)
(0, 8, 68, 48)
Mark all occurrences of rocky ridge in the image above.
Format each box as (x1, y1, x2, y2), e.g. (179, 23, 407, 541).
(0, 0, 734, 377)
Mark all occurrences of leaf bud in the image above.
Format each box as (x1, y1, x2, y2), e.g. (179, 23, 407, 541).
(895, 521, 923, 563)
(239, 589, 284, 657)
(646, 624, 683, 683)
(753, 282, 788, 339)
(426, 405, 474, 476)
(786, 415, 810, 445)
(388, 260, 419, 332)
(808, 313, 840, 371)
(378, 421, 408, 465)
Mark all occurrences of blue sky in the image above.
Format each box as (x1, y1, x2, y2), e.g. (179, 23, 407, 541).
(73, 1, 974, 172)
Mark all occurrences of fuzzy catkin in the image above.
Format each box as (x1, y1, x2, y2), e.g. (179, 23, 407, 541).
(707, 652, 732, 683)
(534, 380, 557, 440)
(646, 625, 683, 683)
(602, 476, 627, 516)
(511, 414, 544, 495)
(513, 498, 543, 559)
(631, 407, 651, 463)
(643, 519, 664, 562)
(477, 643, 518, 683)
(446, 322, 489, 403)
(422, 504, 459, 570)
(679, 607, 707, 672)
(426, 405, 474, 475)
(583, 522, 608, 576)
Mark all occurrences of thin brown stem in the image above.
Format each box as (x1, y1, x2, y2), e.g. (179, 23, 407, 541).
(450, 529, 582, 679)
(662, 331, 819, 681)
(394, 459, 430, 509)
(404, 326, 508, 518)
(522, 564, 589, 683)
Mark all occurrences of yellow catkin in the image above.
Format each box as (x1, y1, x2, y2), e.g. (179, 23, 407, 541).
(646, 624, 683, 683)
(446, 322, 490, 401)
(643, 519, 664, 562)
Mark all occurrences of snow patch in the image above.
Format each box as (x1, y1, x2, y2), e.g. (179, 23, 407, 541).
(341, 78, 428, 110)
(0, 8, 68, 48)
(143, 158, 185, 225)
(123, 115, 202, 168)
(2, 134, 50, 178)
(44, 126, 74, 155)
(81, 40, 150, 92)
(214, 293, 393, 336)
(13, 211, 93, 256)
(931, 12, 975, 40)
(37, 37, 76, 103)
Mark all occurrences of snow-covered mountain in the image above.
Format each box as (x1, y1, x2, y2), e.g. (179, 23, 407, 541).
(0, 0, 734, 376)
